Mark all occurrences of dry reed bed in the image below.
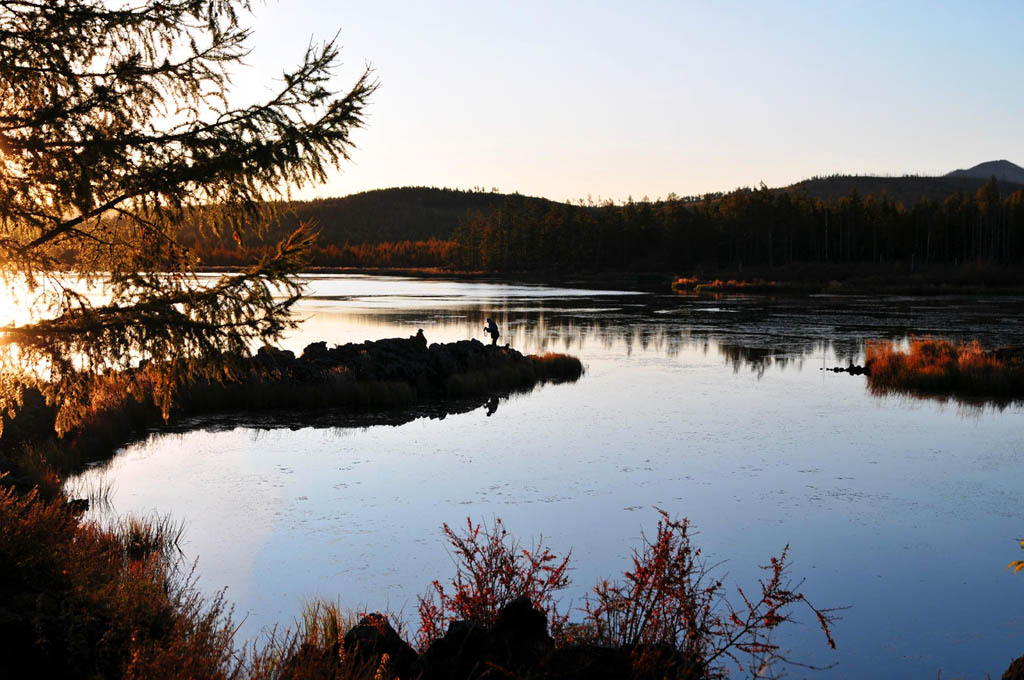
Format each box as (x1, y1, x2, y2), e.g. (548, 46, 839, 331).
(865, 338, 1024, 403)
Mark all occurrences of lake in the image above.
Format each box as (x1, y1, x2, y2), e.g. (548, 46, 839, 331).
(70, 275, 1024, 678)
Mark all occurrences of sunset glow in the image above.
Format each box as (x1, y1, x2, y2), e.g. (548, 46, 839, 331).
(4, 2, 1024, 679)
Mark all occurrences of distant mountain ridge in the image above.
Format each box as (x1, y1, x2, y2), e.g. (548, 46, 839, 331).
(946, 159, 1024, 183)
(787, 173, 1023, 204)
(191, 161, 1023, 247)
(278, 187, 556, 244)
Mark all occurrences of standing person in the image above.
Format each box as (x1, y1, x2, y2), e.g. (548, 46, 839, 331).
(484, 317, 500, 346)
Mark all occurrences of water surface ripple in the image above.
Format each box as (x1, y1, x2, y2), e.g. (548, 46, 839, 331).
(72, 276, 1024, 679)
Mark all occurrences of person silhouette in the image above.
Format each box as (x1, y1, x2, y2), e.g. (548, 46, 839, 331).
(485, 396, 499, 416)
(484, 317, 500, 346)
(414, 328, 427, 348)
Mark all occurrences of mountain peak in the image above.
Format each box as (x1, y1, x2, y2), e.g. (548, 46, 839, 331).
(946, 160, 1024, 183)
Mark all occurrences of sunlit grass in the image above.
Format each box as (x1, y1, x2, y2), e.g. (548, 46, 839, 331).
(865, 337, 1024, 403)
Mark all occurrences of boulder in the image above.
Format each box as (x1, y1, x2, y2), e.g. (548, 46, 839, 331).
(342, 613, 418, 678)
(416, 597, 554, 680)
(535, 645, 632, 680)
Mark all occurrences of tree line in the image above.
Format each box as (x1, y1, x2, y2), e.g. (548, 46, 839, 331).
(198, 238, 456, 268)
(450, 178, 1024, 272)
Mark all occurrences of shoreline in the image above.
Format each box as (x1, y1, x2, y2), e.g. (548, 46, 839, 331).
(196, 264, 1024, 296)
(1, 337, 584, 493)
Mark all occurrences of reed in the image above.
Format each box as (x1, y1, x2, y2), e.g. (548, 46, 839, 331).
(865, 338, 1024, 403)
(528, 352, 585, 382)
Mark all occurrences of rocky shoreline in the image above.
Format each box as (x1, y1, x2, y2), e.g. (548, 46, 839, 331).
(302, 597, 699, 680)
(0, 336, 583, 490)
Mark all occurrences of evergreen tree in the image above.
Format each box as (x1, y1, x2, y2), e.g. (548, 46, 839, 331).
(0, 0, 376, 432)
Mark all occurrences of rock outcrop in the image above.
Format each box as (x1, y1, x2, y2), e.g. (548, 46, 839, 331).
(336, 597, 701, 680)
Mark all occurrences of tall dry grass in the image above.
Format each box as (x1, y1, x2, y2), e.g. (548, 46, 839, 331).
(865, 338, 1024, 403)
(0, 484, 239, 679)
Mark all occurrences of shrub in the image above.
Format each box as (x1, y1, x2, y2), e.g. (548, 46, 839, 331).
(415, 517, 572, 650)
(581, 509, 837, 678)
(0, 483, 239, 679)
(528, 352, 585, 382)
(414, 512, 838, 678)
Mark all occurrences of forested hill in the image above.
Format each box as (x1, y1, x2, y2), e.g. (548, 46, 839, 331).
(946, 160, 1024, 184)
(186, 167, 1023, 250)
(187, 163, 1024, 273)
(276, 187, 558, 244)
(787, 174, 1023, 204)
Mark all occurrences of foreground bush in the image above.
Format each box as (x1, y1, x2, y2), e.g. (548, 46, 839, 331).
(2, 477, 837, 679)
(417, 512, 838, 679)
(0, 482, 238, 679)
(415, 518, 572, 650)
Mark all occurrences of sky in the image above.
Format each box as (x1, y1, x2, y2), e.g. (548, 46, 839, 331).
(234, 0, 1024, 203)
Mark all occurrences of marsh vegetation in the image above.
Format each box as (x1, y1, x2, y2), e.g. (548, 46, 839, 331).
(865, 338, 1024, 405)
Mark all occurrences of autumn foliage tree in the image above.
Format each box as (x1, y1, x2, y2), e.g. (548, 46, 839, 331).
(0, 0, 376, 432)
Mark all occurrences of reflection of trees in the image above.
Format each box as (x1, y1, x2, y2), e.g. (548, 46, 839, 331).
(301, 300, 907, 373)
(295, 291, 1024, 377)
(163, 390, 523, 435)
(717, 344, 791, 378)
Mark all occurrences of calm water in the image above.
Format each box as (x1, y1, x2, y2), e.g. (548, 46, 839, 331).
(71, 275, 1024, 678)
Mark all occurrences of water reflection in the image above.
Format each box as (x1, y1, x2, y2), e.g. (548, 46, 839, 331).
(290, 279, 1024, 378)
(159, 390, 528, 435)
(64, 277, 1024, 679)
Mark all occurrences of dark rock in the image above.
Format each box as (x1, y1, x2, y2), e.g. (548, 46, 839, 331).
(255, 345, 296, 366)
(823, 363, 871, 376)
(489, 596, 554, 669)
(343, 612, 418, 678)
(1004, 654, 1024, 680)
(416, 620, 490, 680)
(301, 341, 330, 360)
(536, 645, 633, 680)
(416, 597, 554, 680)
(66, 498, 89, 514)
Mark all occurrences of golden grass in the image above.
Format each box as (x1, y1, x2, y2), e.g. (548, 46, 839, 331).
(865, 338, 1024, 403)
(528, 352, 586, 382)
(672, 277, 821, 294)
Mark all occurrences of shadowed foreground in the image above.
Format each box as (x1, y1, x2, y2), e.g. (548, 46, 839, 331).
(0, 490, 839, 680)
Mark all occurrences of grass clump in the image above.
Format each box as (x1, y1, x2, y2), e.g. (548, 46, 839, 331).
(528, 352, 585, 382)
(865, 338, 1024, 404)
(0, 482, 238, 679)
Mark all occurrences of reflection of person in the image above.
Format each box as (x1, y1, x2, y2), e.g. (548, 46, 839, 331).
(484, 317, 500, 346)
(486, 396, 499, 417)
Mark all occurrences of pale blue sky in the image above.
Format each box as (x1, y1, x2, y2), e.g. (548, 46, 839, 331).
(238, 1, 1023, 202)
